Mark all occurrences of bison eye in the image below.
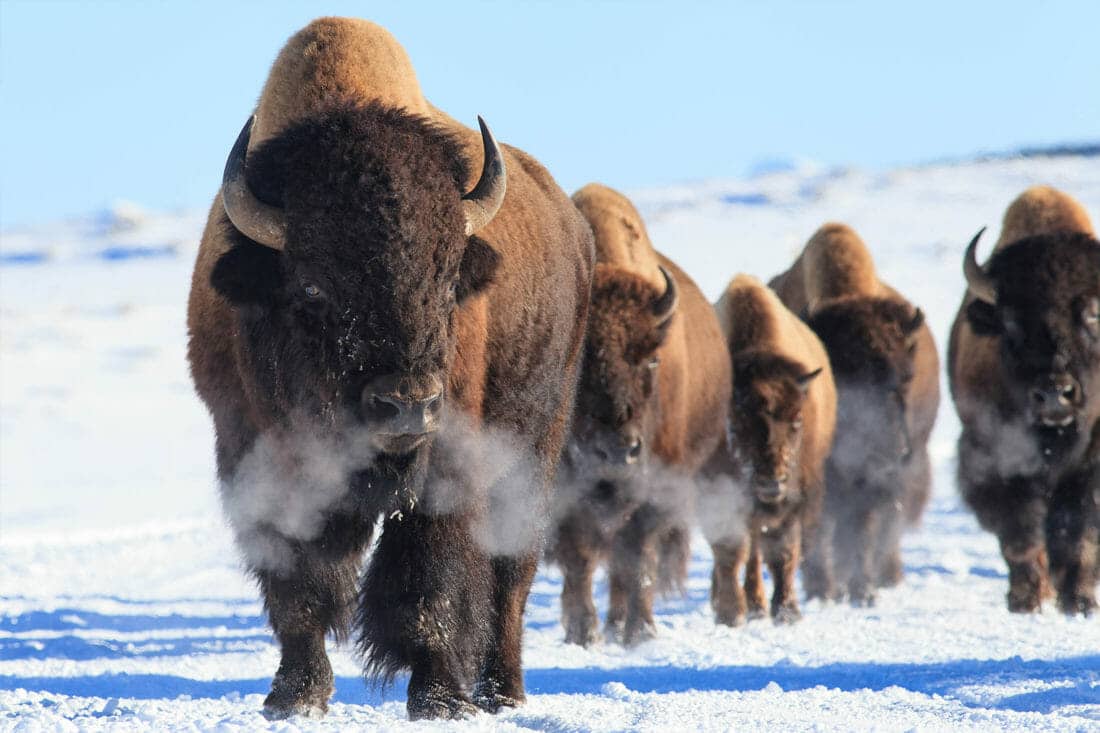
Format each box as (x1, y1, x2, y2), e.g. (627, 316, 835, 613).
(648, 357, 660, 370)
(303, 283, 323, 299)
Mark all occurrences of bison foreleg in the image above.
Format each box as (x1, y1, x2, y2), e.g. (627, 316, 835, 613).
(874, 493, 905, 589)
(709, 539, 749, 626)
(743, 531, 768, 619)
(762, 517, 802, 624)
(801, 512, 836, 602)
(358, 511, 491, 720)
(609, 503, 662, 646)
(253, 515, 371, 719)
(474, 552, 539, 712)
(834, 504, 879, 607)
(552, 513, 603, 647)
(1046, 469, 1100, 616)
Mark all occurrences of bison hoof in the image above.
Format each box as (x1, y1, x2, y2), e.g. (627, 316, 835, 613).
(746, 605, 768, 621)
(473, 674, 525, 714)
(1057, 593, 1098, 617)
(407, 690, 479, 721)
(474, 689, 525, 714)
(622, 620, 657, 647)
(714, 607, 746, 627)
(563, 614, 601, 647)
(262, 666, 333, 720)
(1006, 590, 1042, 613)
(772, 604, 802, 625)
(603, 617, 625, 644)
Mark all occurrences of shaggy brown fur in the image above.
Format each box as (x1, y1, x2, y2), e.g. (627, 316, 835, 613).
(187, 18, 594, 720)
(949, 186, 1100, 615)
(769, 223, 940, 604)
(549, 184, 730, 647)
(701, 275, 836, 625)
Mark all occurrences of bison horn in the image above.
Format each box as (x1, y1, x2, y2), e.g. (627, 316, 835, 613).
(462, 117, 508, 236)
(222, 116, 288, 250)
(652, 265, 679, 325)
(963, 227, 995, 305)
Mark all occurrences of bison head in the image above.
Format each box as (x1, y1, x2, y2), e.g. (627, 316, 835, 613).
(729, 352, 821, 506)
(210, 104, 504, 457)
(963, 229, 1100, 444)
(570, 264, 678, 482)
(808, 298, 923, 480)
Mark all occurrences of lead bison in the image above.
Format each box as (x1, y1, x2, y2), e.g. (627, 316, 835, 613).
(770, 223, 940, 605)
(950, 185, 1099, 615)
(187, 18, 594, 719)
(703, 274, 836, 625)
(548, 184, 730, 647)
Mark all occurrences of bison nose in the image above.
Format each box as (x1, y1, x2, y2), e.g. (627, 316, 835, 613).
(595, 433, 644, 466)
(1030, 374, 1078, 427)
(361, 374, 444, 436)
(755, 479, 784, 503)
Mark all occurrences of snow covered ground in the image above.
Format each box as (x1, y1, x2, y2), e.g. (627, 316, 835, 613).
(2, 155, 1099, 730)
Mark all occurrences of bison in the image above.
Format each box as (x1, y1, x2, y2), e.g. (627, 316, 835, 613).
(187, 18, 594, 719)
(950, 185, 1100, 615)
(548, 183, 730, 646)
(701, 274, 836, 625)
(770, 223, 940, 604)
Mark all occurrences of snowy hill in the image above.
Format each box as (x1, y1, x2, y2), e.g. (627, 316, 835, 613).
(2, 154, 1099, 730)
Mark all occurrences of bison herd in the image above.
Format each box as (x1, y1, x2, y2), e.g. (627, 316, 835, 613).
(185, 17, 1100, 721)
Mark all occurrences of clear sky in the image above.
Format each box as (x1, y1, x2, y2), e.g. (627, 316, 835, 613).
(1, 0, 1097, 229)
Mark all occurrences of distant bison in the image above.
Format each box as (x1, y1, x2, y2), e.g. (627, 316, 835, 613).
(950, 185, 1099, 614)
(770, 223, 940, 604)
(702, 274, 836, 625)
(187, 18, 594, 719)
(548, 184, 730, 646)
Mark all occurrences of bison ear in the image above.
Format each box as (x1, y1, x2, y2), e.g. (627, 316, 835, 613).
(965, 299, 1001, 336)
(211, 240, 284, 305)
(457, 235, 501, 303)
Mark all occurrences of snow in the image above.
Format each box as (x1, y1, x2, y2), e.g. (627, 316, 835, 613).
(2, 154, 1099, 730)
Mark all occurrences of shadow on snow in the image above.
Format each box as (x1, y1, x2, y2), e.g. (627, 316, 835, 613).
(3, 657, 1096, 714)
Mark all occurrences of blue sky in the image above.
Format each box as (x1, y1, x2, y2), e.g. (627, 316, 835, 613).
(1, 1, 1097, 229)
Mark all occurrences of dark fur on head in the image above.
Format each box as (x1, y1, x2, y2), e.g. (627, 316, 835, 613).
(808, 297, 923, 389)
(573, 264, 672, 455)
(730, 350, 818, 504)
(965, 232, 1100, 424)
(211, 102, 498, 428)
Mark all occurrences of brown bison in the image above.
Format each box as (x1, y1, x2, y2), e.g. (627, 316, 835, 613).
(950, 185, 1100, 615)
(701, 274, 836, 625)
(770, 223, 940, 604)
(548, 183, 730, 646)
(187, 18, 594, 720)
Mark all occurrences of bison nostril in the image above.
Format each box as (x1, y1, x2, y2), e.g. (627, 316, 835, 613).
(1030, 389, 1046, 405)
(1059, 383, 1076, 402)
(627, 439, 642, 459)
(594, 446, 610, 461)
(425, 393, 443, 416)
(364, 395, 401, 422)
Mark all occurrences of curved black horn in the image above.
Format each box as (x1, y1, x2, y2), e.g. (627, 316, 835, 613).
(222, 116, 287, 250)
(462, 116, 507, 235)
(963, 227, 995, 304)
(652, 265, 679, 324)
